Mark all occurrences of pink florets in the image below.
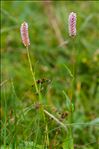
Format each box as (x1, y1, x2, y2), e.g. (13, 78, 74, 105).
(20, 22, 30, 47)
(68, 12, 77, 37)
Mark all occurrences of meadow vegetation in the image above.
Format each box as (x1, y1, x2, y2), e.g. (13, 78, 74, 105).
(1, 1, 99, 149)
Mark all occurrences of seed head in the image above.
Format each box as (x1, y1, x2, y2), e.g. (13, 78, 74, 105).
(68, 12, 77, 37)
(20, 22, 30, 47)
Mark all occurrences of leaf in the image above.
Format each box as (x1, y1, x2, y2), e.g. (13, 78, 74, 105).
(89, 118, 99, 125)
(64, 64, 74, 78)
(71, 103, 75, 112)
(62, 130, 74, 149)
(63, 91, 71, 111)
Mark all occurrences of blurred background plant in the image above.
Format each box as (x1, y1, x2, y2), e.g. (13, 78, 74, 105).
(1, 1, 99, 149)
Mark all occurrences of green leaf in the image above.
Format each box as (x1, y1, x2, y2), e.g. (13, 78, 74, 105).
(89, 118, 99, 125)
(62, 130, 74, 149)
(71, 103, 75, 112)
(64, 64, 74, 78)
(63, 91, 71, 111)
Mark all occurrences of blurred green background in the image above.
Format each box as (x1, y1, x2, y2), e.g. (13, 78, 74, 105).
(1, 1, 99, 148)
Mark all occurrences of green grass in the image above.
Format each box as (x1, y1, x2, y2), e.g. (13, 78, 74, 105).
(1, 1, 99, 149)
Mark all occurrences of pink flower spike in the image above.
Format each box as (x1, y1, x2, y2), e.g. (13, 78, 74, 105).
(20, 22, 30, 47)
(68, 12, 77, 37)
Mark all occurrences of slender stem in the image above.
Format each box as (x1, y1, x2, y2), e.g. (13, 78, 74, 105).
(73, 42, 75, 75)
(26, 46, 39, 94)
(11, 80, 17, 148)
(71, 38, 76, 100)
(4, 88, 7, 149)
(26, 46, 47, 142)
(68, 38, 76, 149)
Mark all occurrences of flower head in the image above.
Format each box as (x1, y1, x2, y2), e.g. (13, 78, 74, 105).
(68, 12, 77, 37)
(20, 22, 30, 47)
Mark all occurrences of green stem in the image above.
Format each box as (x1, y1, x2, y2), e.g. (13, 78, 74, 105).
(26, 46, 46, 143)
(26, 46, 39, 95)
(71, 38, 76, 108)
(69, 38, 76, 149)
(4, 89, 7, 149)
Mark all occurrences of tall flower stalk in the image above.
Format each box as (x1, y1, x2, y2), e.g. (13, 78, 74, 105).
(68, 12, 77, 101)
(20, 22, 50, 145)
(65, 12, 77, 149)
(20, 22, 39, 96)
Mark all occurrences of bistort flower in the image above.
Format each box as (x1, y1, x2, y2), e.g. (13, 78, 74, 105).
(20, 22, 30, 47)
(68, 12, 77, 37)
